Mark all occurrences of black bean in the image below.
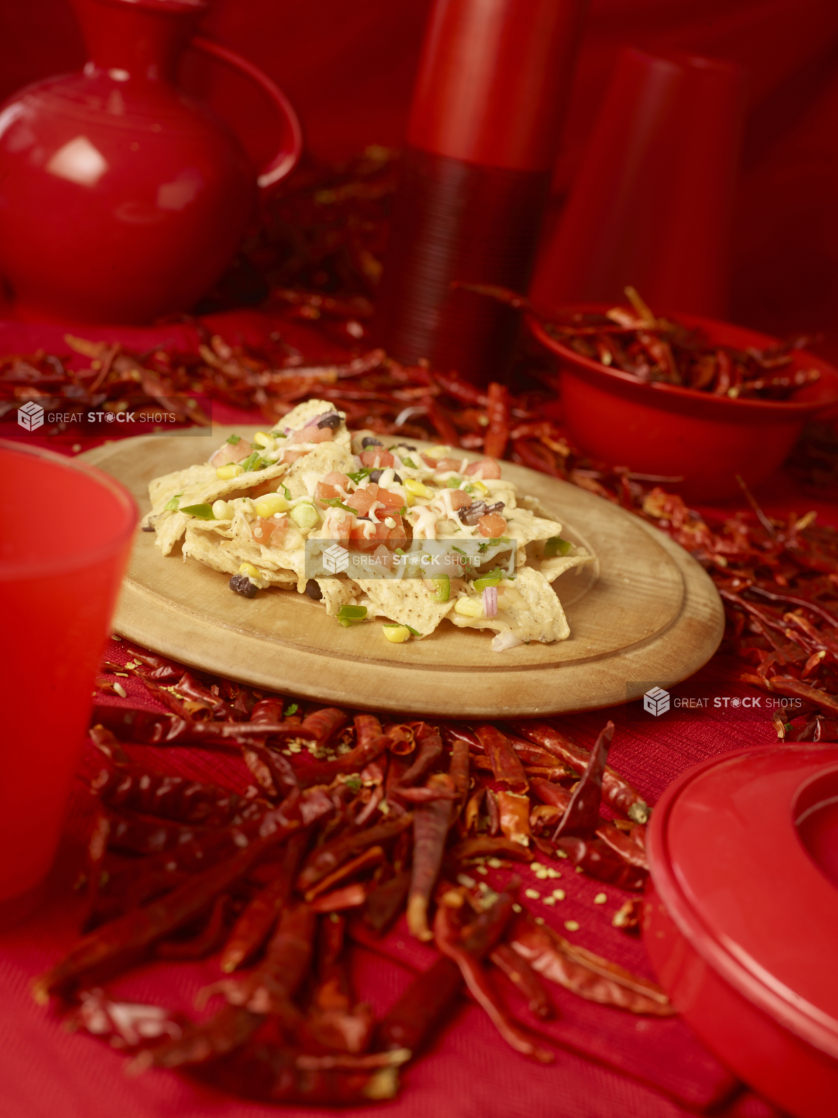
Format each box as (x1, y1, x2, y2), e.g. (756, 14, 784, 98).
(305, 579, 323, 600)
(368, 469, 403, 485)
(141, 525, 155, 532)
(361, 436, 383, 448)
(395, 443, 417, 451)
(229, 574, 258, 599)
(317, 412, 342, 430)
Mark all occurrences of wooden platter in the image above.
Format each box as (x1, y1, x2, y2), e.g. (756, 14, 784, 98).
(82, 429, 724, 717)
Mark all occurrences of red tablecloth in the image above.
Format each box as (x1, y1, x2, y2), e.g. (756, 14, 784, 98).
(3, 307, 833, 1118)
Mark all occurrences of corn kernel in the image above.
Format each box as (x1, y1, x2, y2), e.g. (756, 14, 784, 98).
(254, 493, 289, 518)
(239, 563, 261, 580)
(382, 624, 411, 643)
(454, 597, 483, 618)
(216, 463, 244, 480)
(426, 445, 449, 458)
(289, 502, 319, 531)
(470, 479, 489, 495)
(404, 478, 433, 499)
(252, 431, 275, 449)
(404, 489, 416, 507)
(212, 499, 234, 520)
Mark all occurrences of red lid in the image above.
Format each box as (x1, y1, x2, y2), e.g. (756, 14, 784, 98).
(646, 745, 838, 1116)
(407, 0, 586, 171)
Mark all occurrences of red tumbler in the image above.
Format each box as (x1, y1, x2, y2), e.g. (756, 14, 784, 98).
(375, 0, 587, 384)
(530, 47, 748, 318)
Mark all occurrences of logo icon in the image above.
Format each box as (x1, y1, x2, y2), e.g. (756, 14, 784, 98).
(322, 543, 349, 574)
(643, 686, 670, 717)
(17, 401, 44, 432)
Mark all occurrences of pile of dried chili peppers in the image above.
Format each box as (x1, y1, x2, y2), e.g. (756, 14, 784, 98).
(37, 651, 665, 1104)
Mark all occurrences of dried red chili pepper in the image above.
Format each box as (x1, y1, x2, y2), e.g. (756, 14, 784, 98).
(483, 382, 510, 459)
(509, 721, 648, 823)
(220, 830, 308, 974)
(156, 894, 231, 961)
(553, 836, 647, 891)
(474, 724, 528, 792)
(489, 942, 554, 1021)
(552, 721, 613, 840)
(34, 818, 305, 1003)
(297, 814, 412, 893)
(362, 870, 411, 936)
(434, 897, 553, 1064)
(303, 845, 385, 902)
(508, 916, 672, 1016)
(407, 774, 455, 941)
(398, 723, 443, 786)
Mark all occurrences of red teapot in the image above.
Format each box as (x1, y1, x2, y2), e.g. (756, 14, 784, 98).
(0, 0, 302, 324)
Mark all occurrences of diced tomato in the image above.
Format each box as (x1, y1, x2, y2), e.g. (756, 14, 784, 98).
(359, 449, 396, 468)
(376, 487, 404, 511)
(477, 513, 507, 537)
(350, 515, 404, 552)
(315, 472, 351, 504)
(448, 489, 472, 511)
(250, 517, 288, 547)
(210, 439, 252, 467)
(465, 457, 502, 479)
(422, 454, 464, 473)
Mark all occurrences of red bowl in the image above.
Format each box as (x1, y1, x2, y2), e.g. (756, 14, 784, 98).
(527, 307, 838, 501)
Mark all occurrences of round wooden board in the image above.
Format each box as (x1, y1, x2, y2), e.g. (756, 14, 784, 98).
(81, 429, 724, 717)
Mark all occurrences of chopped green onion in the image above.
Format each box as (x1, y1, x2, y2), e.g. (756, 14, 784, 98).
(240, 450, 269, 472)
(281, 484, 291, 499)
(544, 536, 572, 558)
(226, 434, 241, 445)
(401, 457, 417, 469)
(164, 493, 182, 512)
(398, 505, 407, 515)
(446, 477, 462, 488)
(320, 497, 359, 514)
(179, 503, 215, 519)
(347, 468, 373, 484)
(403, 624, 421, 636)
(285, 703, 299, 715)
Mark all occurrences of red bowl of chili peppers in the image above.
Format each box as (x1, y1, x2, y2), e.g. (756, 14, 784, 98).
(527, 299, 838, 502)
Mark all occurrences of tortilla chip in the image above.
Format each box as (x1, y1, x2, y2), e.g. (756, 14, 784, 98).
(283, 442, 356, 498)
(272, 400, 351, 449)
(355, 577, 455, 637)
(449, 567, 570, 642)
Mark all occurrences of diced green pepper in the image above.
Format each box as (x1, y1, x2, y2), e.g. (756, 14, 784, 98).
(473, 568, 504, 590)
(226, 434, 241, 445)
(240, 450, 269, 472)
(430, 574, 450, 602)
(337, 604, 367, 622)
(544, 536, 572, 558)
(164, 493, 182, 512)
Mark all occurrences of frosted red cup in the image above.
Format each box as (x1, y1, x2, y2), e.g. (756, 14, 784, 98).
(531, 47, 748, 318)
(0, 440, 136, 923)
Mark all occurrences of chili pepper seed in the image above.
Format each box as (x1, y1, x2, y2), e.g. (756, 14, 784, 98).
(594, 893, 607, 905)
(564, 920, 580, 931)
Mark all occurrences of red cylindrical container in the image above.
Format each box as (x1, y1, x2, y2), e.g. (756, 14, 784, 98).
(531, 47, 748, 319)
(376, 0, 587, 384)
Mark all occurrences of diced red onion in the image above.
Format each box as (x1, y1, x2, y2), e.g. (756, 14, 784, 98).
(483, 586, 498, 618)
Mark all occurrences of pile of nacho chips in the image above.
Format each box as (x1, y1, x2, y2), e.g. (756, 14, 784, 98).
(144, 401, 591, 648)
